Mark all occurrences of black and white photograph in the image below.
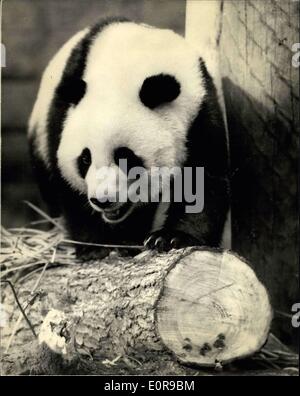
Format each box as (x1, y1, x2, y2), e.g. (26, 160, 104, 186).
(0, 0, 299, 378)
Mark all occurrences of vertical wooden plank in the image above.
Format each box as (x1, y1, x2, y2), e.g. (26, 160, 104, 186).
(219, 0, 299, 345)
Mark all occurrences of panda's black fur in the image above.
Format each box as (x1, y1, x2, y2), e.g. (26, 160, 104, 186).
(29, 18, 230, 259)
(139, 74, 181, 109)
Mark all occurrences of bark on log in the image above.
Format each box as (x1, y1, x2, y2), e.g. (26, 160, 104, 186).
(1, 248, 272, 372)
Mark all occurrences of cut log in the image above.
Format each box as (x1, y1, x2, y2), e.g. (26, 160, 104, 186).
(2, 248, 272, 371)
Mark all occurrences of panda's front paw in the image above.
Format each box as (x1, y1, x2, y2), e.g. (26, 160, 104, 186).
(144, 230, 199, 252)
(76, 246, 110, 261)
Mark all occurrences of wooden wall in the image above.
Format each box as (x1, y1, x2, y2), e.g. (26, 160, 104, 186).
(219, 0, 299, 345)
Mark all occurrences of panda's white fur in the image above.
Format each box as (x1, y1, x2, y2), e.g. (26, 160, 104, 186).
(31, 22, 205, 196)
(29, 28, 89, 166)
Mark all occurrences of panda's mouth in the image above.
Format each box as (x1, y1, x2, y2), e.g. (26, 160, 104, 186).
(102, 202, 135, 223)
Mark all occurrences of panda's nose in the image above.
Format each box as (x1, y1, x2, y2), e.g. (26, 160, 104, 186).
(90, 198, 114, 210)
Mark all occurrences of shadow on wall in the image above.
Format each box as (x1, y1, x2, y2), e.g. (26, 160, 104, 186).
(1, 0, 186, 227)
(223, 77, 299, 347)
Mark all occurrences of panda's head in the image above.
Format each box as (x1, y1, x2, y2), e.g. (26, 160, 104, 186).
(56, 22, 204, 223)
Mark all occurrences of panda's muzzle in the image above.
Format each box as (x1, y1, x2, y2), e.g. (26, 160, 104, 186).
(90, 198, 113, 210)
(89, 198, 134, 223)
(88, 146, 144, 223)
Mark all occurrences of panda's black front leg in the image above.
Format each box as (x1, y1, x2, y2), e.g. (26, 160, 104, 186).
(62, 195, 141, 260)
(61, 196, 113, 261)
(76, 244, 111, 261)
(144, 203, 202, 252)
(144, 174, 229, 252)
(70, 222, 111, 261)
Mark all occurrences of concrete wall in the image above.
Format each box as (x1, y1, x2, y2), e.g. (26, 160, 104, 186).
(1, 0, 186, 226)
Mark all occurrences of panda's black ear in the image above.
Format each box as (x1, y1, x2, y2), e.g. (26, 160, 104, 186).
(139, 74, 180, 109)
(56, 76, 86, 105)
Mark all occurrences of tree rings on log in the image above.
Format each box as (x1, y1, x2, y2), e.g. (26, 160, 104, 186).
(156, 250, 272, 366)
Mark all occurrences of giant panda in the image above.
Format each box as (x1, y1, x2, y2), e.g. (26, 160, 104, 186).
(28, 18, 229, 259)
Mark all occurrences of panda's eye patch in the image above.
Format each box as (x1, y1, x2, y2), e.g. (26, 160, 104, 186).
(114, 147, 145, 175)
(77, 148, 91, 179)
(56, 76, 86, 105)
(139, 74, 181, 109)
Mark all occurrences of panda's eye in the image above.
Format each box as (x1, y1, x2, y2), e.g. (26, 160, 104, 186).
(56, 77, 86, 105)
(77, 148, 91, 178)
(114, 146, 145, 175)
(139, 74, 180, 109)
(82, 153, 91, 165)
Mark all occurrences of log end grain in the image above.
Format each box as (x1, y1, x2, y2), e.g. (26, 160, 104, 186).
(156, 250, 272, 366)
